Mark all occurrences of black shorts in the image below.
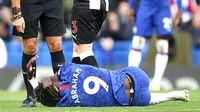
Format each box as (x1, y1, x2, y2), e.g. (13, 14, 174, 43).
(12, 0, 65, 38)
(71, 7, 107, 44)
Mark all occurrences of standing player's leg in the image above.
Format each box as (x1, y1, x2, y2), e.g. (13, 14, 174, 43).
(128, 36, 146, 67)
(151, 38, 169, 90)
(78, 43, 98, 67)
(40, 0, 66, 73)
(150, 7, 173, 91)
(71, 8, 107, 67)
(128, 6, 153, 67)
(70, 9, 97, 67)
(72, 42, 81, 64)
(70, 8, 97, 66)
(12, 0, 44, 106)
(46, 37, 65, 73)
(150, 90, 189, 105)
(21, 38, 37, 107)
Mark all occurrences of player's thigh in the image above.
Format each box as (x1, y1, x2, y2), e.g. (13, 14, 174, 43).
(154, 7, 173, 36)
(71, 8, 102, 44)
(40, 0, 65, 37)
(134, 6, 153, 37)
(13, 0, 43, 38)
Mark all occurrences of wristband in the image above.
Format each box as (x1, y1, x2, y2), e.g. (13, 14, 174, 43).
(11, 14, 23, 21)
(12, 7, 21, 15)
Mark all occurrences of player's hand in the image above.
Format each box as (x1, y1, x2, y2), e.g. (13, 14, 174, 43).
(12, 15, 25, 33)
(27, 55, 39, 80)
(42, 77, 59, 97)
(129, 8, 135, 24)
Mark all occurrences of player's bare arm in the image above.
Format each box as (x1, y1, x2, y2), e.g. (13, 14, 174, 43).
(11, 0, 25, 33)
(173, 0, 182, 28)
(27, 55, 60, 97)
(129, 8, 135, 24)
(173, 8, 182, 28)
(128, 0, 135, 24)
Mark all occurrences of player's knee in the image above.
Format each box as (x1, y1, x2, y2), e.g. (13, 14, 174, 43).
(156, 39, 169, 54)
(132, 36, 146, 51)
(50, 42, 62, 52)
(23, 39, 37, 54)
(47, 38, 63, 52)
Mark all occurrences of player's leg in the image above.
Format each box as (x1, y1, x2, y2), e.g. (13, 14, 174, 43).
(150, 90, 189, 105)
(128, 6, 153, 67)
(151, 38, 169, 90)
(70, 8, 98, 66)
(70, 8, 82, 65)
(128, 36, 146, 67)
(78, 43, 98, 66)
(150, 7, 173, 91)
(46, 37, 65, 73)
(72, 42, 81, 64)
(21, 38, 37, 107)
(70, 8, 107, 67)
(12, 0, 44, 107)
(40, 0, 66, 73)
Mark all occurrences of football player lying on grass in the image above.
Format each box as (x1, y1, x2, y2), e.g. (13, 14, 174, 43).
(27, 55, 189, 107)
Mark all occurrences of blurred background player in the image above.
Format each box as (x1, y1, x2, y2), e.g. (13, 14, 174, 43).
(0, 0, 12, 69)
(11, 0, 66, 107)
(193, 0, 200, 28)
(0, 37, 7, 68)
(128, 0, 182, 91)
(70, 0, 109, 67)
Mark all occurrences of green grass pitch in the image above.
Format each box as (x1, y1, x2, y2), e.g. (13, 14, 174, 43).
(0, 90, 199, 112)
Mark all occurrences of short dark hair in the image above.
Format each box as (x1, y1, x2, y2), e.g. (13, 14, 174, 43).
(35, 83, 60, 107)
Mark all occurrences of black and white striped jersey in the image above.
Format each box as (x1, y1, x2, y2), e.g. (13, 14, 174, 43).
(74, 0, 110, 11)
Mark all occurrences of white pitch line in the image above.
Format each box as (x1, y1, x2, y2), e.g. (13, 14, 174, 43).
(7, 70, 23, 92)
(7, 67, 53, 91)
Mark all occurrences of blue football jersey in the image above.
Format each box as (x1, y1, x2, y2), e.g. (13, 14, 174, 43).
(56, 63, 122, 107)
(129, 0, 170, 8)
(56, 63, 150, 107)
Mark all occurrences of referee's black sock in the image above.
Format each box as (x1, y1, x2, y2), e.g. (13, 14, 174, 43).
(50, 50, 66, 73)
(22, 53, 36, 98)
(80, 51, 98, 67)
(72, 52, 81, 64)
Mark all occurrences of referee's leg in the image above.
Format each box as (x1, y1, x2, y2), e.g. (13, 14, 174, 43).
(41, 0, 66, 73)
(21, 38, 37, 107)
(46, 37, 65, 73)
(12, 0, 44, 107)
